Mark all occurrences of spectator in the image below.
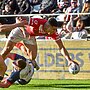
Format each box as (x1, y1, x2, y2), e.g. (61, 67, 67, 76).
(16, 0, 32, 14)
(29, 0, 42, 14)
(1, 4, 16, 37)
(29, 0, 42, 5)
(80, 0, 90, 26)
(78, 0, 83, 12)
(1, 0, 19, 14)
(60, 22, 72, 39)
(67, 19, 88, 39)
(52, 0, 70, 13)
(39, 0, 57, 13)
(1, 0, 32, 14)
(64, 0, 81, 27)
(81, 0, 90, 12)
(2, 4, 14, 15)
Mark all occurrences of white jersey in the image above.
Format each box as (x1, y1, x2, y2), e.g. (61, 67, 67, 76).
(20, 62, 34, 82)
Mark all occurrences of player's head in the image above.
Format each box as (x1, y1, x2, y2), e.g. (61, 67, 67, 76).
(45, 17, 57, 34)
(12, 59, 26, 70)
(48, 17, 57, 27)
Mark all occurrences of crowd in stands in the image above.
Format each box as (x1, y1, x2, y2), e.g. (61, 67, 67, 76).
(0, 0, 88, 14)
(0, 0, 90, 40)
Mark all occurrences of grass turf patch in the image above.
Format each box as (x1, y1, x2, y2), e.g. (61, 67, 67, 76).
(0, 79, 90, 90)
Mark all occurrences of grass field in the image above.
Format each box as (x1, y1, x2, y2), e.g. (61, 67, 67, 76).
(0, 79, 90, 90)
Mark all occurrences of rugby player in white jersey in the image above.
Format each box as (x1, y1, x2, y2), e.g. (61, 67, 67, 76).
(0, 53, 34, 88)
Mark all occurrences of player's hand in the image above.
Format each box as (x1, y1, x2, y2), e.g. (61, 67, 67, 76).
(35, 65, 40, 70)
(31, 60, 40, 70)
(34, 63, 40, 70)
(16, 17, 28, 26)
(68, 60, 79, 66)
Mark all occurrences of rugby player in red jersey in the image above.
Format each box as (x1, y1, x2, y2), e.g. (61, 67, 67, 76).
(0, 16, 78, 80)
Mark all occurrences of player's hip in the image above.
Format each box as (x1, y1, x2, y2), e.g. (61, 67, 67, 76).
(7, 27, 37, 45)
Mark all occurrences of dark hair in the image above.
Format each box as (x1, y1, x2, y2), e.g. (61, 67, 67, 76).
(17, 59, 26, 69)
(48, 17, 57, 27)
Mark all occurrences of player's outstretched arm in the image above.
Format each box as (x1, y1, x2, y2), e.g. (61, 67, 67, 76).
(55, 39, 75, 65)
(0, 20, 28, 32)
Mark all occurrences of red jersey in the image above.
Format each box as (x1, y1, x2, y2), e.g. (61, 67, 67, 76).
(25, 18, 61, 40)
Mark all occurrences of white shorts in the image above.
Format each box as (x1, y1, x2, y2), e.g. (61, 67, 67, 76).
(8, 27, 36, 45)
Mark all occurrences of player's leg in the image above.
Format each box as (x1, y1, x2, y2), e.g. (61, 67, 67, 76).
(15, 42, 28, 56)
(1, 41, 16, 60)
(0, 40, 16, 78)
(24, 43, 39, 70)
(0, 55, 7, 80)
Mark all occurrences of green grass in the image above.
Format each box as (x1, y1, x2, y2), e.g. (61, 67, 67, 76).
(1, 79, 90, 90)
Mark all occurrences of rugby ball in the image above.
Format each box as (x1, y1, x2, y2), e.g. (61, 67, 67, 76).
(69, 62, 80, 75)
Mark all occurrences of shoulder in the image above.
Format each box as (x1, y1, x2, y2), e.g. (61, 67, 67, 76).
(49, 29, 61, 40)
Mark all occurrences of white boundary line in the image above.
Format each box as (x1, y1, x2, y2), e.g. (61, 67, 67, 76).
(0, 38, 87, 42)
(0, 13, 90, 17)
